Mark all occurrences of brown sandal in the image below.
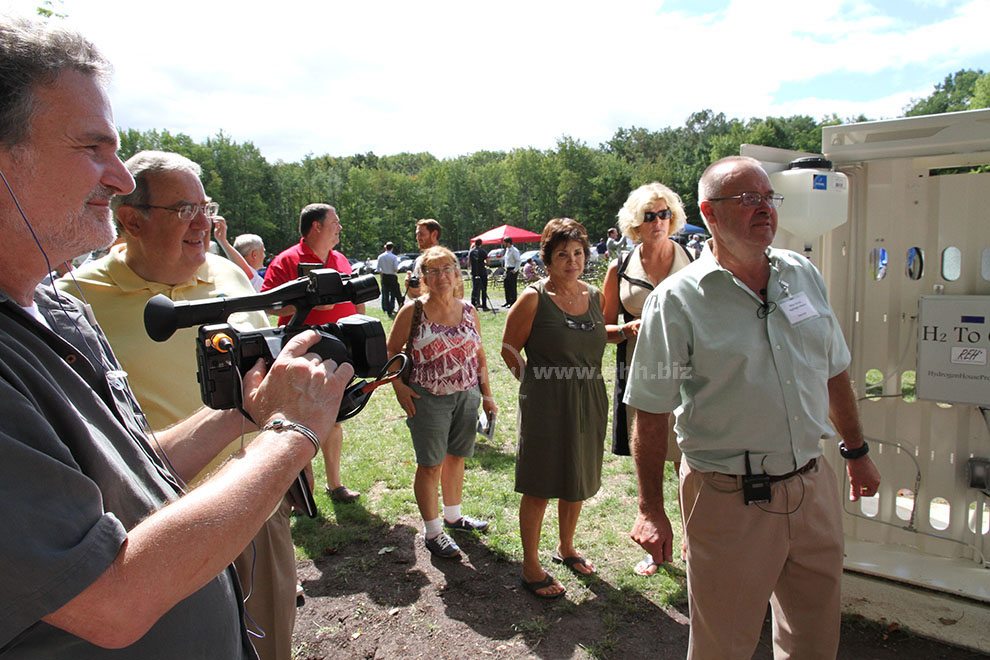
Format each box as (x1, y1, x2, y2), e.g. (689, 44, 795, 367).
(520, 573, 565, 599)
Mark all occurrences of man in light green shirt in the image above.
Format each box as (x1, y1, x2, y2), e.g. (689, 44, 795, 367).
(625, 156, 881, 659)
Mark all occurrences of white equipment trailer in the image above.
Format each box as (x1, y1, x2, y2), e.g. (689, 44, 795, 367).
(742, 108, 990, 653)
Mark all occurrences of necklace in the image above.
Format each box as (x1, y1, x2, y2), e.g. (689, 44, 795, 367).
(546, 278, 584, 310)
(547, 278, 582, 297)
(545, 279, 596, 331)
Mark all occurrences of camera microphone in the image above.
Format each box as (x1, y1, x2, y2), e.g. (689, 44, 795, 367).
(144, 277, 312, 341)
(144, 269, 381, 341)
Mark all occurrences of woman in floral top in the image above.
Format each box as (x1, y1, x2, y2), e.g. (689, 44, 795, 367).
(387, 246, 498, 559)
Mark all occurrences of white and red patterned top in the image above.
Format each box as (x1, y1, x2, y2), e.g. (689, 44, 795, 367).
(409, 301, 481, 396)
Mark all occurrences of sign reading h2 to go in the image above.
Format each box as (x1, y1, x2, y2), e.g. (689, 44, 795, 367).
(917, 296, 990, 406)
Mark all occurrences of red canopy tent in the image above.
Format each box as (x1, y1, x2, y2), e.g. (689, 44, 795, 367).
(470, 224, 542, 245)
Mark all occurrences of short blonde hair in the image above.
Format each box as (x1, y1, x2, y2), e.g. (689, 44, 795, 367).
(616, 182, 686, 243)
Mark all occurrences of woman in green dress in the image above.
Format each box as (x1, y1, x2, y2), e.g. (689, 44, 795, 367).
(501, 218, 610, 599)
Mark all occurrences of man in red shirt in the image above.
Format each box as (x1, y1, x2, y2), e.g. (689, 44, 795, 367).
(263, 203, 364, 502)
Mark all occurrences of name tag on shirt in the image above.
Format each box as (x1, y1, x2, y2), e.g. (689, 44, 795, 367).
(779, 291, 820, 324)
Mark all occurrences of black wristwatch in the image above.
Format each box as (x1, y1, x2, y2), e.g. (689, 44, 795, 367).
(838, 440, 869, 460)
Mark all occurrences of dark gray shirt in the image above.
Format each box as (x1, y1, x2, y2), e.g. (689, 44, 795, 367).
(0, 286, 254, 659)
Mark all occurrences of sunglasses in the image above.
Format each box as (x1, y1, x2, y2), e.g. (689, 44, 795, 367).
(565, 318, 597, 332)
(643, 209, 673, 222)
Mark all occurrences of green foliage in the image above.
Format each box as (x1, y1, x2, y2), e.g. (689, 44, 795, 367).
(113, 69, 984, 259)
(973, 73, 990, 110)
(116, 113, 837, 257)
(35, 0, 66, 19)
(904, 69, 985, 116)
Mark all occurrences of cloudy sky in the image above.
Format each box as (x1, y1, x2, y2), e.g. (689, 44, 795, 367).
(4, 0, 989, 162)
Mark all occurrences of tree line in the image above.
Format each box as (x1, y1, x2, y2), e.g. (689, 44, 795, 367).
(117, 69, 990, 260)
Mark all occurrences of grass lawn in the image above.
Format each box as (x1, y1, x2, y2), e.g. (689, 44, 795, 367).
(291, 276, 688, 610)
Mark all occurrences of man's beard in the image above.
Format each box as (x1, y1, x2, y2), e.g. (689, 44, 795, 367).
(46, 187, 118, 264)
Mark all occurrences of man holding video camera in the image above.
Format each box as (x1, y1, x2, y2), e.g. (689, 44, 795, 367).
(57, 151, 297, 660)
(0, 19, 350, 658)
(262, 203, 364, 504)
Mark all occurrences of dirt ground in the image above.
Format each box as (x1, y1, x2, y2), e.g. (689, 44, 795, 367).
(291, 518, 984, 660)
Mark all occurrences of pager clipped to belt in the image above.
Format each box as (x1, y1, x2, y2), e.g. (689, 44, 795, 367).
(742, 450, 772, 505)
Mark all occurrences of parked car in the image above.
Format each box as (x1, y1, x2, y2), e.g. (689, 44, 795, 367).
(397, 252, 420, 273)
(366, 256, 379, 273)
(348, 257, 371, 275)
(485, 247, 505, 268)
(519, 249, 543, 267)
(453, 250, 470, 269)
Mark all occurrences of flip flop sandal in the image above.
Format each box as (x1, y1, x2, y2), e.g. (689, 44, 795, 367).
(551, 554, 595, 575)
(520, 573, 565, 599)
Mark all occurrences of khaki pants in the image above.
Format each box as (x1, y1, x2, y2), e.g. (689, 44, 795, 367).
(234, 498, 297, 660)
(681, 458, 843, 660)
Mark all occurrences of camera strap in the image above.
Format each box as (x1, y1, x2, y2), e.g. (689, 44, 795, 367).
(338, 353, 412, 421)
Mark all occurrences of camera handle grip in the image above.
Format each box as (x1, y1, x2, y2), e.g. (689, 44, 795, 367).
(289, 471, 319, 518)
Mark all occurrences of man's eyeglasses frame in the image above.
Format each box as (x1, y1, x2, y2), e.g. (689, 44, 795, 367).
(707, 192, 784, 209)
(129, 201, 219, 221)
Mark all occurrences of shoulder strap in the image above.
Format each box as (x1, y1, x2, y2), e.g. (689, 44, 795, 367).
(616, 245, 636, 278)
(614, 250, 639, 321)
(618, 245, 654, 291)
(405, 300, 423, 351)
(401, 300, 424, 384)
(677, 240, 695, 262)
(464, 300, 483, 335)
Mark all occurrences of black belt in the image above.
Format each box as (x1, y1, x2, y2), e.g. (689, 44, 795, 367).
(766, 458, 817, 482)
(715, 458, 817, 483)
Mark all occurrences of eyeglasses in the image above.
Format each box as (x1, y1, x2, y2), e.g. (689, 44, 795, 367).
(643, 209, 673, 222)
(422, 265, 458, 278)
(708, 192, 784, 208)
(133, 201, 219, 221)
(565, 318, 597, 332)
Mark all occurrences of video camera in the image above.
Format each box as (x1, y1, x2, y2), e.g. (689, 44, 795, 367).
(143, 268, 406, 518)
(144, 268, 394, 421)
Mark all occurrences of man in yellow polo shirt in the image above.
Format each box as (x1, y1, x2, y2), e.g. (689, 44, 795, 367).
(57, 150, 295, 660)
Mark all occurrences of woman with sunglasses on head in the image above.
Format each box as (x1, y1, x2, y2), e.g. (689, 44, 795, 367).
(387, 246, 497, 560)
(501, 218, 613, 599)
(602, 182, 695, 576)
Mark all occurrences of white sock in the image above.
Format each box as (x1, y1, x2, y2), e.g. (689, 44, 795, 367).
(443, 504, 462, 523)
(424, 518, 442, 540)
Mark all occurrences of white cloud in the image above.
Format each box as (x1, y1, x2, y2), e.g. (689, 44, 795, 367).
(4, 0, 987, 160)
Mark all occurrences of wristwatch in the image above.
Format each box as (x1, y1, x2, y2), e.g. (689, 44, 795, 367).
(838, 440, 869, 460)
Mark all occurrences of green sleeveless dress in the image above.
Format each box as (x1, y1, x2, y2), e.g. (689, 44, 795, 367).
(515, 279, 608, 501)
